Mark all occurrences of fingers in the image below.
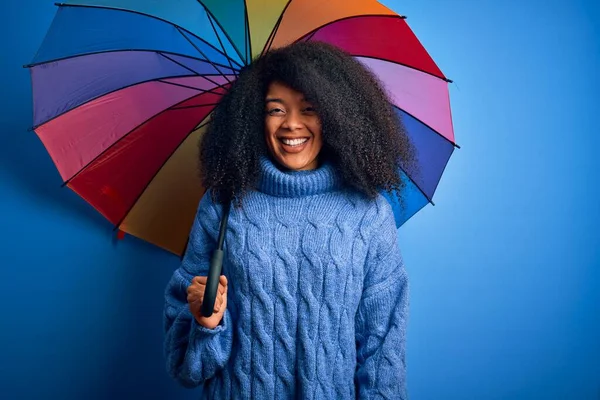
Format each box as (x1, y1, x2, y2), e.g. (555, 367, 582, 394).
(192, 276, 207, 284)
(221, 287, 228, 310)
(193, 292, 223, 313)
(190, 275, 227, 287)
(214, 290, 228, 311)
(187, 289, 204, 303)
(214, 296, 222, 313)
(188, 284, 221, 302)
(189, 293, 221, 314)
(187, 275, 228, 314)
(189, 275, 228, 294)
(187, 284, 206, 299)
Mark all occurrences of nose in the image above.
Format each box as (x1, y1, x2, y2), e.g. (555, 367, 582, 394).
(281, 110, 303, 131)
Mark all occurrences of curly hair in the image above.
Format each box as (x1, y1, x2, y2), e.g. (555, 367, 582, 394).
(199, 41, 416, 205)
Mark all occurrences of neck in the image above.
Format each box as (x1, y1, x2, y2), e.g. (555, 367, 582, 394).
(257, 156, 341, 197)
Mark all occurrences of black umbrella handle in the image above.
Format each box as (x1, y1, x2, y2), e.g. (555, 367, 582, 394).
(200, 202, 231, 318)
(200, 249, 224, 317)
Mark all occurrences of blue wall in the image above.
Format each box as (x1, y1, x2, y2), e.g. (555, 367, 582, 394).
(1, 0, 598, 398)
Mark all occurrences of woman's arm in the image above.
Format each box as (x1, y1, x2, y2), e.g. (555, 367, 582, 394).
(355, 200, 409, 399)
(163, 193, 233, 387)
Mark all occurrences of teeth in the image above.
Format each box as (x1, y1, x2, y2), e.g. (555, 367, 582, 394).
(281, 138, 308, 146)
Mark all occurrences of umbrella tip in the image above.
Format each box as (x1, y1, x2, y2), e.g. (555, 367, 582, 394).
(445, 78, 453, 83)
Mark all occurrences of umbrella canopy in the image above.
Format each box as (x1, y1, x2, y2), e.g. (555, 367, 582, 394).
(26, 0, 457, 256)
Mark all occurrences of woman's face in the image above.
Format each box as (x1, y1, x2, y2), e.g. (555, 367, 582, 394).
(264, 81, 323, 171)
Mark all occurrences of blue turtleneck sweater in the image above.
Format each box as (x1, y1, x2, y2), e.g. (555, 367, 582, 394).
(164, 157, 409, 399)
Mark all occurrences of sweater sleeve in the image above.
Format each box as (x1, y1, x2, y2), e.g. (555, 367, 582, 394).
(355, 202, 409, 399)
(163, 193, 233, 388)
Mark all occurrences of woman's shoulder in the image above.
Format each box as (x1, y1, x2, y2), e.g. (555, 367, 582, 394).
(195, 189, 224, 224)
(343, 190, 394, 216)
(341, 191, 396, 233)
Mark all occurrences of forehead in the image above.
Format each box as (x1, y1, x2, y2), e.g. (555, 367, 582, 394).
(266, 81, 307, 101)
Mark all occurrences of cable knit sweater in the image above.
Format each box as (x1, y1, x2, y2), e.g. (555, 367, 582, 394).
(163, 157, 409, 399)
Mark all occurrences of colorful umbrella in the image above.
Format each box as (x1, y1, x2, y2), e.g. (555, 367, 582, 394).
(26, 0, 457, 257)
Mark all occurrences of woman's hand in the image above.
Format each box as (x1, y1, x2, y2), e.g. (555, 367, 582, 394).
(187, 275, 228, 330)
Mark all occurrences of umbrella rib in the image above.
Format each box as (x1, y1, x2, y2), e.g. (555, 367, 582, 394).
(30, 70, 225, 131)
(400, 143, 458, 207)
(157, 79, 218, 92)
(262, 0, 293, 55)
(243, 0, 251, 62)
(303, 30, 318, 43)
(24, 48, 238, 72)
(29, 3, 62, 65)
(158, 52, 233, 90)
(65, 3, 242, 68)
(36, 3, 244, 70)
(171, 103, 220, 110)
(112, 118, 213, 233)
(263, 17, 282, 55)
(61, 81, 230, 186)
(161, 48, 231, 90)
(197, 0, 246, 67)
(175, 26, 232, 85)
(399, 165, 436, 206)
(204, 9, 239, 78)
(158, 52, 200, 76)
(391, 107, 460, 206)
(355, 54, 451, 84)
(392, 104, 460, 149)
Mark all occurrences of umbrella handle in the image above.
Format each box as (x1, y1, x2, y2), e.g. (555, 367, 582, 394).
(200, 202, 231, 318)
(200, 249, 224, 317)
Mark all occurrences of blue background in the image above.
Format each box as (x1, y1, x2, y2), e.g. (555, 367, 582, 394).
(1, 0, 598, 398)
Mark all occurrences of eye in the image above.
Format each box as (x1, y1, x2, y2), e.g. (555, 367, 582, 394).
(267, 108, 284, 116)
(303, 106, 317, 114)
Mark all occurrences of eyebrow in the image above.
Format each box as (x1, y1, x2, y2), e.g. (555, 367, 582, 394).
(265, 97, 309, 104)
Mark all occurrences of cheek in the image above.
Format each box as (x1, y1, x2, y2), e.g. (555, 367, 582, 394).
(314, 135, 324, 154)
(311, 122, 323, 145)
(264, 121, 278, 152)
(263, 121, 272, 140)
(264, 119, 278, 138)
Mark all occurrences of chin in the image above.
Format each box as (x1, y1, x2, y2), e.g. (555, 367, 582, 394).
(276, 154, 315, 171)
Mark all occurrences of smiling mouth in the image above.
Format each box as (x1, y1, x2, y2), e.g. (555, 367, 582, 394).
(279, 137, 309, 147)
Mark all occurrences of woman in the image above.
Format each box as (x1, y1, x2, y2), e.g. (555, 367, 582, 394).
(164, 41, 415, 399)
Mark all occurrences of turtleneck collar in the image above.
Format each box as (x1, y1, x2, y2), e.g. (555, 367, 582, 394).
(257, 156, 342, 197)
